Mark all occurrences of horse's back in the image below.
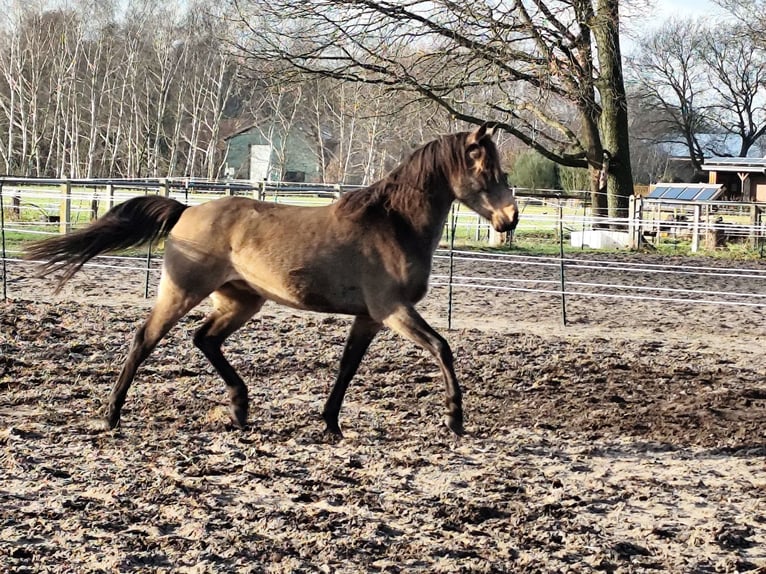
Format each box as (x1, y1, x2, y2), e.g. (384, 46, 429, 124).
(163, 194, 428, 316)
(163, 196, 370, 312)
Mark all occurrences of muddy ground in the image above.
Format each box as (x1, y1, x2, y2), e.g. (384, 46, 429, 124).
(1, 252, 766, 573)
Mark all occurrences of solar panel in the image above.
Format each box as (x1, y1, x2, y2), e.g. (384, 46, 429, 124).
(661, 187, 685, 200)
(647, 183, 724, 202)
(695, 188, 720, 201)
(647, 186, 670, 198)
(678, 187, 702, 200)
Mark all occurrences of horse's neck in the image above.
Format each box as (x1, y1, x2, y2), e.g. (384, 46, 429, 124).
(397, 183, 454, 255)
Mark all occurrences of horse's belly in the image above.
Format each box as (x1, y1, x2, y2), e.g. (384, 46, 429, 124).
(284, 267, 368, 314)
(236, 265, 368, 315)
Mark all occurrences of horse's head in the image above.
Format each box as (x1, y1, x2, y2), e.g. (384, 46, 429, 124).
(451, 124, 519, 233)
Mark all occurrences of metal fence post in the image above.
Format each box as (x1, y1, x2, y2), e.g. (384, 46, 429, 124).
(447, 204, 457, 330)
(144, 242, 153, 299)
(558, 198, 568, 326)
(750, 204, 759, 249)
(1, 181, 7, 301)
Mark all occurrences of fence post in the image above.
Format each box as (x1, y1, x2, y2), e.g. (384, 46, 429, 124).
(628, 195, 636, 248)
(144, 242, 153, 299)
(750, 204, 759, 249)
(628, 195, 644, 249)
(691, 203, 701, 253)
(160, 178, 170, 198)
(558, 199, 568, 326)
(1, 181, 7, 301)
(107, 183, 115, 210)
(90, 187, 99, 221)
(59, 179, 72, 234)
(654, 201, 661, 246)
(447, 204, 457, 330)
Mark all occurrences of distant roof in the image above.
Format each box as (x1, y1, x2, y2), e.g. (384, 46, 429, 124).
(702, 156, 766, 173)
(647, 183, 725, 201)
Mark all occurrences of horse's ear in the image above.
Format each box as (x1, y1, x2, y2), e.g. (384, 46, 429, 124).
(467, 123, 488, 145)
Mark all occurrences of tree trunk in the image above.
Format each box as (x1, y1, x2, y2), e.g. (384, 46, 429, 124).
(594, 0, 634, 228)
(589, 163, 609, 225)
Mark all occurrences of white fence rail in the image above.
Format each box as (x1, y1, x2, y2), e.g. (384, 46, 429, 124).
(3, 177, 766, 328)
(4, 176, 766, 250)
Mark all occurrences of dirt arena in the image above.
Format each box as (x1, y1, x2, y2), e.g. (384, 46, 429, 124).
(1, 252, 766, 573)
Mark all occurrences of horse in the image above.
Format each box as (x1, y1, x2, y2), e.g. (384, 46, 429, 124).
(26, 124, 519, 438)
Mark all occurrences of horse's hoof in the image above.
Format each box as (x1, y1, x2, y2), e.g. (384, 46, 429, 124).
(320, 430, 343, 445)
(322, 421, 344, 443)
(97, 417, 120, 433)
(104, 411, 120, 430)
(445, 414, 465, 437)
(229, 404, 248, 430)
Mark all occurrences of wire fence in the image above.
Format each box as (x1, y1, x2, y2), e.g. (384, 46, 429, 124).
(3, 177, 766, 329)
(5, 245, 766, 333)
(2, 176, 766, 247)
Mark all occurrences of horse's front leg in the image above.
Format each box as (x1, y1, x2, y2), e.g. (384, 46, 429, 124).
(322, 315, 382, 438)
(382, 305, 464, 436)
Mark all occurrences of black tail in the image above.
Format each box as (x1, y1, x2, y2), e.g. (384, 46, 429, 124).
(25, 195, 189, 291)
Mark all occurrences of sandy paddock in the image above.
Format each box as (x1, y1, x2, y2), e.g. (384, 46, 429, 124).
(1, 252, 766, 573)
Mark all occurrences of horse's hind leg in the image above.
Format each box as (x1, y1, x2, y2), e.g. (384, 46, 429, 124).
(381, 305, 464, 436)
(322, 315, 382, 438)
(192, 283, 264, 429)
(107, 278, 205, 429)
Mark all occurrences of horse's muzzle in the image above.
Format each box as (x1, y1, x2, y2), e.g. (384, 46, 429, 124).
(493, 206, 519, 233)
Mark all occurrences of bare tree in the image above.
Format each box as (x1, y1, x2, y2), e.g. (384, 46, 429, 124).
(228, 0, 635, 220)
(2, 0, 544, 185)
(626, 19, 711, 175)
(628, 16, 766, 178)
(705, 33, 766, 156)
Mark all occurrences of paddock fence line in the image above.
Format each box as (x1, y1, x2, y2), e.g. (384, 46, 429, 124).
(3, 177, 766, 328)
(1, 177, 592, 246)
(4, 246, 766, 330)
(4, 176, 766, 249)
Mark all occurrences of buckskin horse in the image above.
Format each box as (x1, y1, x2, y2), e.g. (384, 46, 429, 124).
(26, 124, 519, 438)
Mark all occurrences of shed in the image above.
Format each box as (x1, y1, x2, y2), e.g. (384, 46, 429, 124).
(702, 157, 766, 202)
(224, 125, 321, 183)
(638, 183, 729, 253)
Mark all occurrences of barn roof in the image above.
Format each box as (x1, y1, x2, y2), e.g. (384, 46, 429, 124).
(702, 157, 766, 173)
